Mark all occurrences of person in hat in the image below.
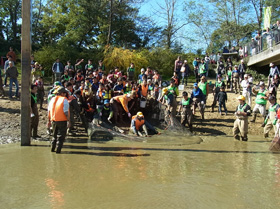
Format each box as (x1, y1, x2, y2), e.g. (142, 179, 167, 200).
(160, 87, 177, 126)
(110, 90, 136, 125)
(48, 87, 70, 153)
(31, 62, 43, 83)
(191, 83, 205, 119)
(178, 91, 193, 131)
(101, 99, 113, 123)
(268, 63, 280, 87)
(130, 112, 158, 137)
(233, 95, 251, 141)
(240, 74, 252, 106)
(232, 65, 240, 94)
(264, 96, 279, 138)
(250, 81, 268, 126)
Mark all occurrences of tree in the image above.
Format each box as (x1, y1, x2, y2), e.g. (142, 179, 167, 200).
(0, 0, 21, 47)
(156, 0, 187, 49)
(249, 0, 280, 30)
(183, 1, 216, 50)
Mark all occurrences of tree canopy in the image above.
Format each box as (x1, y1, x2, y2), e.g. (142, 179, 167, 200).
(0, 0, 280, 74)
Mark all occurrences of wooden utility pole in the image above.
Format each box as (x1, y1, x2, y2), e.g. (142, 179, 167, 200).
(21, 0, 31, 146)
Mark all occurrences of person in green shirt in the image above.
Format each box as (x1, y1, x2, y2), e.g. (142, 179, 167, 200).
(264, 96, 279, 138)
(211, 75, 226, 112)
(168, 79, 179, 98)
(233, 95, 251, 141)
(250, 81, 268, 126)
(127, 63, 135, 81)
(198, 76, 209, 104)
(178, 91, 193, 131)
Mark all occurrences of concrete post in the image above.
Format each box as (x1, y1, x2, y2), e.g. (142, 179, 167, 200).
(21, 0, 31, 146)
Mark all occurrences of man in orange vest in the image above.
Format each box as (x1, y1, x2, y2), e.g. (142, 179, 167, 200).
(130, 112, 159, 137)
(110, 90, 136, 125)
(48, 87, 70, 153)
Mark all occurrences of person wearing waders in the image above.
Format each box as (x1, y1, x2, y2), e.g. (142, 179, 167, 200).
(264, 96, 279, 138)
(232, 65, 240, 94)
(240, 74, 252, 106)
(130, 112, 158, 137)
(178, 91, 193, 131)
(211, 74, 225, 112)
(31, 85, 40, 139)
(191, 83, 205, 119)
(250, 81, 268, 127)
(233, 95, 251, 141)
(48, 87, 70, 153)
(160, 88, 177, 126)
(198, 76, 209, 105)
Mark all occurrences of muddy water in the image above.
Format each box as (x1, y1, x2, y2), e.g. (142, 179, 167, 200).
(1, 134, 280, 209)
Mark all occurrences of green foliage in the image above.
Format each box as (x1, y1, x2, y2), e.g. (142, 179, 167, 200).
(103, 47, 148, 75)
(246, 68, 266, 82)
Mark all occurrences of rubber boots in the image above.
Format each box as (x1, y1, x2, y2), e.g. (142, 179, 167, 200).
(250, 113, 257, 122)
(56, 141, 63, 154)
(51, 142, 56, 152)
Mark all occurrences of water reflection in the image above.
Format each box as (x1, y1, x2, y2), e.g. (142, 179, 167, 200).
(45, 178, 65, 209)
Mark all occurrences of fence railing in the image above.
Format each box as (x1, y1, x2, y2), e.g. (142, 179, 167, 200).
(242, 28, 280, 58)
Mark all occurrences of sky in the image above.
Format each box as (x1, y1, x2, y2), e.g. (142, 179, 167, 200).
(137, 0, 209, 52)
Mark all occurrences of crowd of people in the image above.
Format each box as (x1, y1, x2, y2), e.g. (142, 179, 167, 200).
(2, 47, 280, 152)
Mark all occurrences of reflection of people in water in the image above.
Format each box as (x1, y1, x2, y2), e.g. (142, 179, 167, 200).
(45, 178, 65, 208)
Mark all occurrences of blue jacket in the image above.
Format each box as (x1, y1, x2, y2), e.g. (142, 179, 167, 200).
(52, 62, 64, 74)
(191, 88, 204, 99)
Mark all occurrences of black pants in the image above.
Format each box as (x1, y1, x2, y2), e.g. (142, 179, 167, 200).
(52, 121, 67, 153)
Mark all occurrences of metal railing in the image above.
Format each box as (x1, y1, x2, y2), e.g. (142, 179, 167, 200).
(243, 28, 280, 57)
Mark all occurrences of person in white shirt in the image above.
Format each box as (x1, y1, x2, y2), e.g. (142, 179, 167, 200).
(241, 74, 251, 106)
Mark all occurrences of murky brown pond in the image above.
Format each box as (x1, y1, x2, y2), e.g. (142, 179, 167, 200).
(1, 133, 280, 209)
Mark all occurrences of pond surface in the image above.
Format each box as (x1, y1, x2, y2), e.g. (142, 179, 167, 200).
(1, 134, 280, 209)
